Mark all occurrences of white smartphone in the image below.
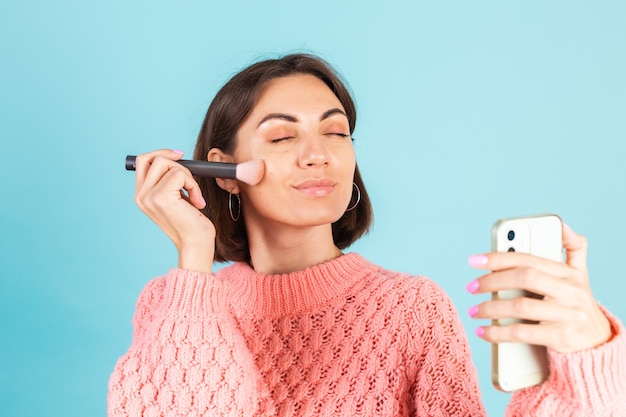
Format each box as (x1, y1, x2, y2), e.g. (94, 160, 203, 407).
(490, 214, 563, 392)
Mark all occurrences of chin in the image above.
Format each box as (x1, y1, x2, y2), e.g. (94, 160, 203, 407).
(293, 209, 345, 226)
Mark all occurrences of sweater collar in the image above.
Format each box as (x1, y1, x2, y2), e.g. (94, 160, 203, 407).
(216, 253, 377, 317)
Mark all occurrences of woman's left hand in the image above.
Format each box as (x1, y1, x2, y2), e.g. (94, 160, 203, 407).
(467, 224, 612, 353)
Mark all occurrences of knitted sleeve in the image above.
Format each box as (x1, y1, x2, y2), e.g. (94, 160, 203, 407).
(108, 269, 274, 417)
(506, 309, 626, 417)
(408, 279, 487, 416)
(130, 276, 166, 342)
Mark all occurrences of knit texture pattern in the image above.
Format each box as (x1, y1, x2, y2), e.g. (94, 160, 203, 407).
(108, 253, 626, 416)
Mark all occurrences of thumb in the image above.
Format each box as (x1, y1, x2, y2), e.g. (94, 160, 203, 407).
(563, 222, 589, 277)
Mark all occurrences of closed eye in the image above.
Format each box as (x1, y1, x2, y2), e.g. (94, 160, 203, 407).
(271, 136, 294, 143)
(326, 133, 350, 138)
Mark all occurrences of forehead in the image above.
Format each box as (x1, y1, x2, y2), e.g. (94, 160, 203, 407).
(253, 74, 345, 113)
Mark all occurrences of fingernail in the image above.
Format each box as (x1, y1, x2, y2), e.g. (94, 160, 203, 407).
(475, 327, 485, 337)
(466, 279, 480, 293)
(173, 150, 184, 155)
(563, 222, 571, 230)
(468, 254, 488, 267)
(468, 305, 479, 317)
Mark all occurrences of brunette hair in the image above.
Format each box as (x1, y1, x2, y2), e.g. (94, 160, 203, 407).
(193, 53, 373, 262)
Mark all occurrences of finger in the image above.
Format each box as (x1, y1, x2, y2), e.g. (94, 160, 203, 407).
(147, 167, 206, 210)
(134, 149, 185, 192)
(470, 297, 580, 323)
(469, 267, 583, 299)
(476, 322, 562, 348)
(468, 251, 572, 281)
(139, 154, 192, 192)
(562, 223, 588, 275)
(175, 186, 207, 211)
(180, 176, 206, 209)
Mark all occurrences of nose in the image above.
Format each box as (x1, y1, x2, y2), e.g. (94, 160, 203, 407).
(298, 135, 330, 168)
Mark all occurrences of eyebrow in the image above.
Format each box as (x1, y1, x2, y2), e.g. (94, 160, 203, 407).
(256, 108, 348, 128)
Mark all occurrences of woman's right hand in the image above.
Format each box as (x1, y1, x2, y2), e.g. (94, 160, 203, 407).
(134, 149, 215, 273)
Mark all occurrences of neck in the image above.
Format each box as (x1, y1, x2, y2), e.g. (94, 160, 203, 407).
(245, 221, 342, 275)
(219, 253, 372, 317)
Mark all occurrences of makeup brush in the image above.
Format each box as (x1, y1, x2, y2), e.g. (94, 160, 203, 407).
(125, 155, 265, 186)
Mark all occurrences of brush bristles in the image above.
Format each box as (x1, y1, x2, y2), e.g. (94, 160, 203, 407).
(235, 159, 265, 185)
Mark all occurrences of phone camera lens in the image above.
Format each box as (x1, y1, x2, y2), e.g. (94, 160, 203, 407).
(507, 230, 515, 241)
(507, 247, 516, 252)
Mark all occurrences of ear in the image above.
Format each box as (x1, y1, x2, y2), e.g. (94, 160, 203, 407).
(207, 148, 240, 193)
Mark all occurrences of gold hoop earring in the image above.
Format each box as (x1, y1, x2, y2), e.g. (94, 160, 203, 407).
(346, 183, 361, 212)
(228, 191, 241, 222)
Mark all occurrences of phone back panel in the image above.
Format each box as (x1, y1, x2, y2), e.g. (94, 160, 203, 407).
(491, 214, 563, 392)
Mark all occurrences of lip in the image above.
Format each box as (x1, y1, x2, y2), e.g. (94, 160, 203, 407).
(293, 179, 337, 196)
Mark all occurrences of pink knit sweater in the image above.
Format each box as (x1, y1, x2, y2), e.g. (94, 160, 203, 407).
(108, 253, 626, 416)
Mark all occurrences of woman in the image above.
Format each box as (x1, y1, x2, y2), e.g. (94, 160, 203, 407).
(109, 54, 626, 416)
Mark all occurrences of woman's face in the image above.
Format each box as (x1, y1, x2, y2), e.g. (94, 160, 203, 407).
(232, 74, 356, 230)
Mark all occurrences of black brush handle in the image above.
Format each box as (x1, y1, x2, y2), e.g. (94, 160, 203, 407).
(125, 155, 237, 179)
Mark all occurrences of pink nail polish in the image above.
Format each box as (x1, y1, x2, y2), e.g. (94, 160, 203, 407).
(475, 327, 485, 337)
(466, 280, 479, 294)
(173, 150, 184, 155)
(468, 305, 479, 317)
(468, 254, 488, 267)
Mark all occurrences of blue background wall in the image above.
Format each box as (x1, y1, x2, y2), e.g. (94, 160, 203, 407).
(1, 1, 624, 415)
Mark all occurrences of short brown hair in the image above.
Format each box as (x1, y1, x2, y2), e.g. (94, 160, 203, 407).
(193, 53, 373, 263)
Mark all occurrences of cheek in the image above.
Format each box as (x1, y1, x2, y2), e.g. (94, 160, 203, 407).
(241, 184, 281, 219)
(341, 145, 356, 167)
(341, 153, 357, 181)
(340, 179, 355, 206)
(257, 152, 292, 182)
(242, 161, 287, 205)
